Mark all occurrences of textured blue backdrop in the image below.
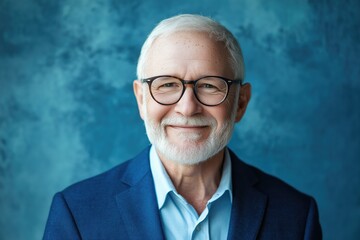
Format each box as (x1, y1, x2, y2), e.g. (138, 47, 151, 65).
(0, 0, 359, 239)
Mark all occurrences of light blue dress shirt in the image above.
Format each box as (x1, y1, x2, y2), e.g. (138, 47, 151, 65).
(149, 146, 233, 240)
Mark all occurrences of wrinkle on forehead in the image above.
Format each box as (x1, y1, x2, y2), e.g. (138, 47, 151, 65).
(144, 31, 233, 78)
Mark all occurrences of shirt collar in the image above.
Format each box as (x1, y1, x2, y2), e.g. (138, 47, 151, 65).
(149, 146, 233, 210)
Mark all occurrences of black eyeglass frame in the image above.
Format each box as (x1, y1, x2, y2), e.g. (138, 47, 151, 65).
(140, 75, 242, 106)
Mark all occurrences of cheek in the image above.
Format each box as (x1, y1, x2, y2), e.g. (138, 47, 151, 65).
(144, 97, 171, 123)
(204, 108, 223, 123)
(207, 103, 235, 127)
(222, 93, 239, 118)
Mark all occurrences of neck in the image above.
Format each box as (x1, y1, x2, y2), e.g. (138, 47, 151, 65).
(158, 148, 225, 215)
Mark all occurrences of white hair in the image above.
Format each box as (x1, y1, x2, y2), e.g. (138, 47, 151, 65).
(136, 14, 245, 82)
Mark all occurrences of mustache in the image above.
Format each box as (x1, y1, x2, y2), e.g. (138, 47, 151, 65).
(161, 116, 216, 127)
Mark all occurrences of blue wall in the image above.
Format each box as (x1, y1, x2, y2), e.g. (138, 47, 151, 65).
(1, 0, 359, 239)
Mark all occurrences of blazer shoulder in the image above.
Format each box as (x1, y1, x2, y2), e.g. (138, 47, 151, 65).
(252, 164, 310, 199)
(61, 147, 151, 202)
(229, 150, 322, 238)
(230, 149, 315, 204)
(44, 147, 159, 239)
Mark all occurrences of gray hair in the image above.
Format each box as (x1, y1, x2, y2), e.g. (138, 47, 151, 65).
(136, 14, 245, 82)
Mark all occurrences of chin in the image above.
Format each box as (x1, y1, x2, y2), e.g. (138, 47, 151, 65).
(144, 113, 236, 165)
(153, 137, 225, 165)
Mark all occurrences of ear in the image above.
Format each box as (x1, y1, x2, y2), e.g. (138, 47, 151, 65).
(234, 83, 251, 122)
(133, 80, 145, 120)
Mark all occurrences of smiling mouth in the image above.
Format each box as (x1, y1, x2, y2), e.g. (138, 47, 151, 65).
(168, 125, 208, 131)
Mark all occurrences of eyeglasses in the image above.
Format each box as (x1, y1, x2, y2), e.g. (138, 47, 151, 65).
(141, 75, 241, 106)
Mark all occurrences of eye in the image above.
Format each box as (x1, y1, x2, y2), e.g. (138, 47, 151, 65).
(200, 83, 216, 89)
(160, 82, 179, 88)
(197, 82, 220, 92)
(152, 77, 182, 92)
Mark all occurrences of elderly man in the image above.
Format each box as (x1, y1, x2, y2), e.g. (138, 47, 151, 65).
(44, 14, 322, 239)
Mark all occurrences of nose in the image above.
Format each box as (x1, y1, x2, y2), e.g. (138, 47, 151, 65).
(173, 86, 202, 116)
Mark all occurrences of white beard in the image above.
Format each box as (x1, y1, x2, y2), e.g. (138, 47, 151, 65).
(142, 98, 237, 165)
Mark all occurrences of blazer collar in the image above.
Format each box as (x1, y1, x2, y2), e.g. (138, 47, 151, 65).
(227, 149, 268, 240)
(115, 146, 165, 240)
(115, 147, 267, 240)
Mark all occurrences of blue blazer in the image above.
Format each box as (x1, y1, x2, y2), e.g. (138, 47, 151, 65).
(43, 147, 322, 239)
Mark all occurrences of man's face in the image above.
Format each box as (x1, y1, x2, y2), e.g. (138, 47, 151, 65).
(134, 31, 250, 165)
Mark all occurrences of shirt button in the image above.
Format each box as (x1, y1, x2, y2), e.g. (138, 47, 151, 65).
(195, 225, 201, 231)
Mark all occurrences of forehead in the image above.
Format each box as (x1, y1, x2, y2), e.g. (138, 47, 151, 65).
(144, 31, 233, 77)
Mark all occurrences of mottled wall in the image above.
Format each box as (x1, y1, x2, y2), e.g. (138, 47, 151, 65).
(0, 0, 359, 239)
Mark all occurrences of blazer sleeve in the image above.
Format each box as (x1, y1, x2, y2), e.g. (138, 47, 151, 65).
(304, 197, 322, 240)
(43, 192, 81, 240)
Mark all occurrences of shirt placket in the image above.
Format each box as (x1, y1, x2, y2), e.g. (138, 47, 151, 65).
(191, 204, 210, 240)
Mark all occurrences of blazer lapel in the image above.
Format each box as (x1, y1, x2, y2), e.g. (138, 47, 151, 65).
(114, 147, 267, 239)
(227, 150, 268, 240)
(115, 147, 165, 240)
